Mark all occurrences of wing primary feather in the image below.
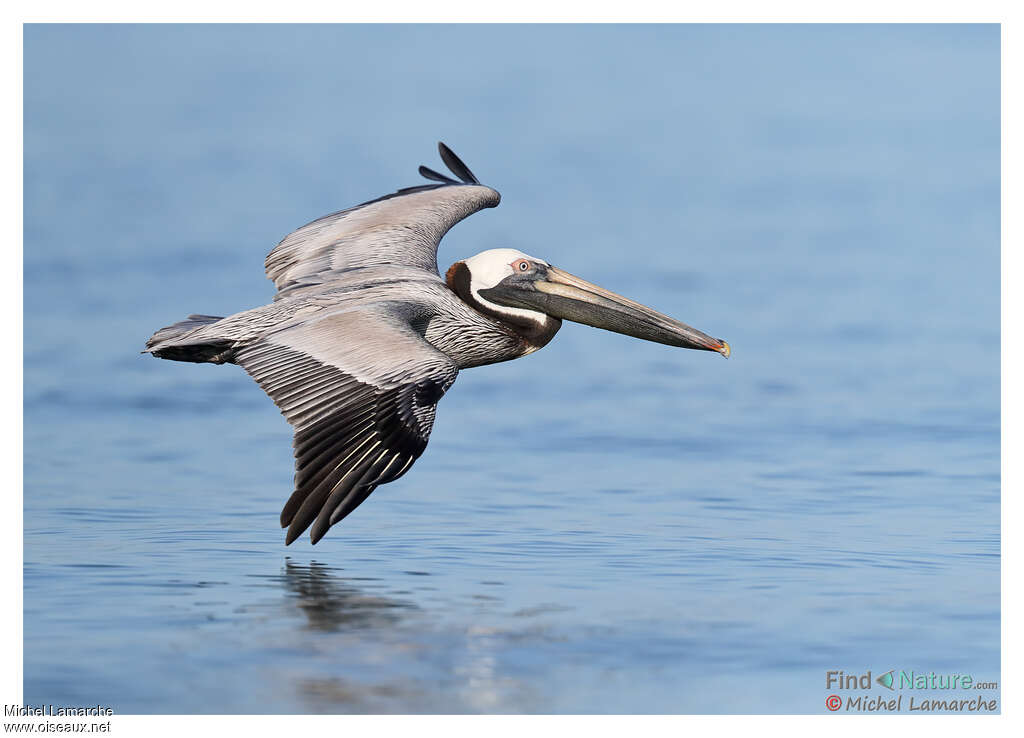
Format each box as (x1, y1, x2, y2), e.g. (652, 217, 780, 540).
(283, 435, 380, 542)
(418, 165, 458, 184)
(312, 449, 393, 540)
(323, 485, 377, 540)
(305, 444, 385, 544)
(295, 416, 376, 477)
(438, 142, 480, 185)
(388, 455, 417, 482)
(365, 452, 405, 487)
(292, 427, 375, 498)
(303, 391, 428, 542)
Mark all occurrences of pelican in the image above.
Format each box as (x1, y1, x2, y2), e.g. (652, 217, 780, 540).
(145, 143, 730, 545)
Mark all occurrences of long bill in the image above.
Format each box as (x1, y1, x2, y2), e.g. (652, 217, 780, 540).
(485, 266, 730, 357)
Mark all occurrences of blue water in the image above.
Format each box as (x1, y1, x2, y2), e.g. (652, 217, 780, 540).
(23, 24, 999, 713)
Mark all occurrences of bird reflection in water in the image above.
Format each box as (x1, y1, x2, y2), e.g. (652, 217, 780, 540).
(270, 560, 539, 712)
(278, 559, 417, 633)
(270, 561, 428, 711)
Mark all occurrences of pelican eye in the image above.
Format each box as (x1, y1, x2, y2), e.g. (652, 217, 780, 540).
(513, 259, 531, 273)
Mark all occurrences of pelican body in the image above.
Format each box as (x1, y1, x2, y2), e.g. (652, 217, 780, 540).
(145, 143, 730, 545)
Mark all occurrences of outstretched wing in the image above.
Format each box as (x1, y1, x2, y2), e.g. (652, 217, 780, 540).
(235, 306, 459, 545)
(266, 142, 500, 298)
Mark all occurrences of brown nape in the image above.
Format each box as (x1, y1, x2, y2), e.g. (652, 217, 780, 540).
(445, 261, 561, 351)
(445, 261, 472, 299)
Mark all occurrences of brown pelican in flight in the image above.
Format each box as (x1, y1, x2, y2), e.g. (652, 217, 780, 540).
(145, 143, 730, 545)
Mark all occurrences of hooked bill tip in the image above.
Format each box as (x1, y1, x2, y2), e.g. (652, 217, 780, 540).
(717, 339, 731, 358)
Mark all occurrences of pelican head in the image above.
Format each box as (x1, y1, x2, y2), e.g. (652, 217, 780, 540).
(447, 248, 730, 356)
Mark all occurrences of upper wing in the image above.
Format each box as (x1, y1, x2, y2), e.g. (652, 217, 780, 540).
(235, 305, 459, 545)
(266, 142, 500, 298)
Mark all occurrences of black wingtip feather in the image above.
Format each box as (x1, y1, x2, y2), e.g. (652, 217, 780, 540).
(437, 142, 480, 185)
(418, 165, 458, 184)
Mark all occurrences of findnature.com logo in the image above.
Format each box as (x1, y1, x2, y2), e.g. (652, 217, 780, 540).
(823, 670, 999, 713)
